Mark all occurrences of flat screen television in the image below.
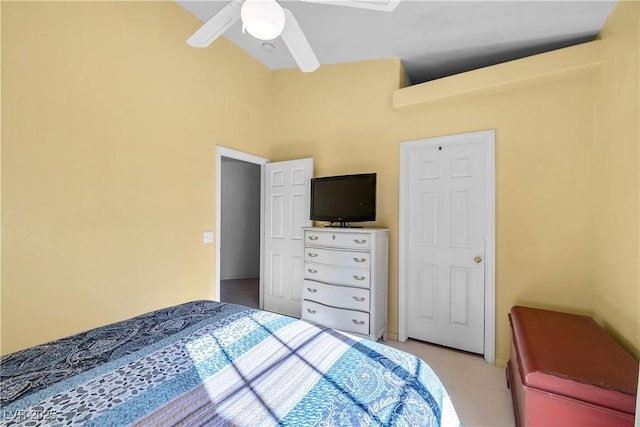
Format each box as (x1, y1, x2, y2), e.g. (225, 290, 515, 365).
(310, 173, 376, 227)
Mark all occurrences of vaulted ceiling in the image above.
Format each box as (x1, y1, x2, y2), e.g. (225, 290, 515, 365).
(178, 0, 616, 84)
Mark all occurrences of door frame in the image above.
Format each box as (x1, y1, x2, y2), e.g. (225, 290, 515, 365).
(215, 146, 269, 308)
(398, 130, 496, 364)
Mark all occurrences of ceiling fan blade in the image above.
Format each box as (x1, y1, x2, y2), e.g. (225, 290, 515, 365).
(299, 0, 400, 12)
(281, 9, 320, 73)
(187, 1, 241, 48)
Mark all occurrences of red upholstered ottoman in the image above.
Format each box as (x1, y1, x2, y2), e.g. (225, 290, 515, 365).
(506, 306, 638, 427)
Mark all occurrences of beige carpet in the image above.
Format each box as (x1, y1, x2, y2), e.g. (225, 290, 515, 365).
(386, 339, 515, 427)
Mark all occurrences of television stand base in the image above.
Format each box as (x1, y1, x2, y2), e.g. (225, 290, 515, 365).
(326, 222, 362, 228)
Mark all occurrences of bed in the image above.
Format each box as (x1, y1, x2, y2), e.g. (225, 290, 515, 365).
(1, 300, 460, 426)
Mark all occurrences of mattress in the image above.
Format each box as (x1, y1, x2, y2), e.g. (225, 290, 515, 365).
(1, 300, 460, 426)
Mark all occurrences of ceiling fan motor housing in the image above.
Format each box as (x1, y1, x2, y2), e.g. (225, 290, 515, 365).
(241, 0, 286, 41)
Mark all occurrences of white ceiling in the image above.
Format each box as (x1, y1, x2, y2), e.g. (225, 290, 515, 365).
(177, 0, 616, 85)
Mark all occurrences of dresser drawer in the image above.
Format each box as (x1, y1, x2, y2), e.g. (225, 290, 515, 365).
(304, 247, 370, 268)
(302, 300, 369, 335)
(304, 262, 370, 288)
(304, 230, 371, 250)
(302, 280, 370, 312)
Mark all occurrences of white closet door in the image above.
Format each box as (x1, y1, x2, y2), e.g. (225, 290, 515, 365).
(263, 158, 313, 318)
(405, 135, 487, 354)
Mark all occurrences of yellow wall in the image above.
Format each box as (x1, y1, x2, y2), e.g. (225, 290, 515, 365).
(592, 1, 639, 358)
(271, 2, 638, 364)
(2, 1, 637, 366)
(1, 1, 272, 354)
(273, 59, 597, 365)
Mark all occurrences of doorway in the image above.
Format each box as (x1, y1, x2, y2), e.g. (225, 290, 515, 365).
(216, 147, 269, 308)
(398, 130, 496, 364)
(215, 147, 314, 317)
(219, 157, 261, 308)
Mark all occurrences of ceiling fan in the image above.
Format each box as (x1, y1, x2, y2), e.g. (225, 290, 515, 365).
(187, 0, 401, 73)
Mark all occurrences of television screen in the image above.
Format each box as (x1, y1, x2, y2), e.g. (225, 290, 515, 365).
(310, 173, 376, 226)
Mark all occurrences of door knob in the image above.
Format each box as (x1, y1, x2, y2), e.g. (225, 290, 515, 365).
(474, 256, 483, 264)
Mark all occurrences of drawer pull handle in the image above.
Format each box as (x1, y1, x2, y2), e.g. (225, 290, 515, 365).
(308, 253, 319, 258)
(307, 268, 318, 274)
(353, 239, 367, 244)
(308, 236, 319, 241)
(353, 257, 366, 263)
(352, 296, 365, 302)
(353, 275, 366, 281)
(307, 288, 318, 293)
(352, 319, 365, 325)
(307, 308, 317, 314)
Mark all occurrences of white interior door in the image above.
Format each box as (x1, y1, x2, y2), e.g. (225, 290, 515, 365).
(263, 158, 314, 318)
(404, 133, 489, 354)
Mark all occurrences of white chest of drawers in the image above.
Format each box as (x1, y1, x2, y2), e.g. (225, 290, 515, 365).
(301, 227, 389, 341)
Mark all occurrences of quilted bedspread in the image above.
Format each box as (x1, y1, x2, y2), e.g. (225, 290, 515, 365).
(1, 301, 460, 426)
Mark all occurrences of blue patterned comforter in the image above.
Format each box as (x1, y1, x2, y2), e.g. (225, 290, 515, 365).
(1, 301, 460, 426)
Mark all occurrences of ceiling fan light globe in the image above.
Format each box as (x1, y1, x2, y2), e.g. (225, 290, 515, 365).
(241, 0, 286, 41)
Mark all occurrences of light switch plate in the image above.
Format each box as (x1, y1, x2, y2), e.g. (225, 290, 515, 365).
(203, 231, 214, 244)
